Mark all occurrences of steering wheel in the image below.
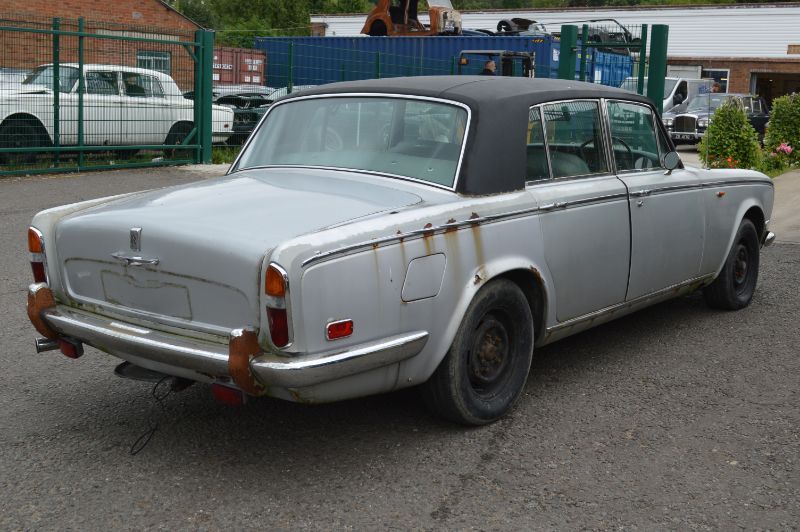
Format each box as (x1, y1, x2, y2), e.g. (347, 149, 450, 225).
(611, 136, 634, 170)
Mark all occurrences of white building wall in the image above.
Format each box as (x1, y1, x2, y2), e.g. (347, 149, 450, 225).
(311, 4, 800, 59)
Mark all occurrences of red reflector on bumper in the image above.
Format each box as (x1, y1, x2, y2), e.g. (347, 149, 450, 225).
(58, 338, 84, 359)
(211, 384, 246, 406)
(326, 319, 354, 341)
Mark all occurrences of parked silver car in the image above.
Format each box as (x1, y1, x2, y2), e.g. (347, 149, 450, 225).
(26, 77, 775, 425)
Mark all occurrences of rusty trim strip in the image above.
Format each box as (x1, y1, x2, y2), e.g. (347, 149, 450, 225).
(229, 328, 266, 396)
(27, 283, 58, 339)
(545, 273, 715, 334)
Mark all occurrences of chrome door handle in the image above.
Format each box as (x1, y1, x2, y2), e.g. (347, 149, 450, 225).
(630, 189, 651, 198)
(540, 201, 567, 211)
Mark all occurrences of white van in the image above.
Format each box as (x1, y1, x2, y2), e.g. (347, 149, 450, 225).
(619, 77, 714, 112)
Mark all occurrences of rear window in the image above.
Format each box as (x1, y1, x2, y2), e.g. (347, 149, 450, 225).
(235, 96, 469, 189)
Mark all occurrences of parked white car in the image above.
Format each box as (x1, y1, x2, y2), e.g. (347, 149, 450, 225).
(0, 64, 233, 156)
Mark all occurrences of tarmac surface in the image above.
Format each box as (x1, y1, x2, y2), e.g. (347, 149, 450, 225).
(0, 163, 798, 529)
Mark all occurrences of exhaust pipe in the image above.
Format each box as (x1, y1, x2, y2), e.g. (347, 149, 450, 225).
(34, 337, 59, 353)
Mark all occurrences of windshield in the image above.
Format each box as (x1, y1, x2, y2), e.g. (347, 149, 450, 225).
(23, 65, 79, 93)
(687, 94, 731, 112)
(619, 78, 678, 100)
(427, 0, 454, 7)
(235, 97, 469, 188)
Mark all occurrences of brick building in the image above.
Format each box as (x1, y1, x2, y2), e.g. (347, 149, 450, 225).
(1, 0, 202, 90)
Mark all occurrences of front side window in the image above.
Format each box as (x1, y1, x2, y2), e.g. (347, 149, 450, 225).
(542, 100, 608, 178)
(607, 101, 662, 172)
(235, 97, 469, 188)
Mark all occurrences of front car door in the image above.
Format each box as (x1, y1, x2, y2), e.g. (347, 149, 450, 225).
(528, 101, 631, 322)
(609, 100, 706, 300)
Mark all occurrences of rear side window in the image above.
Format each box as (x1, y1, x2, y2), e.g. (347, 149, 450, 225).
(526, 107, 550, 181)
(607, 101, 661, 172)
(542, 100, 608, 178)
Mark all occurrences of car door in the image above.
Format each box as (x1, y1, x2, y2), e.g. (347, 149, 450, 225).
(528, 101, 631, 322)
(120, 72, 172, 145)
(744, 96, 769, 138)
(82, 70, 124, 146)
(609, 100, 706, 300)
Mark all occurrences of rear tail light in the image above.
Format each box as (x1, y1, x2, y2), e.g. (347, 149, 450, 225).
(264, 263, 291, 348)
(28, 227, 47, 283)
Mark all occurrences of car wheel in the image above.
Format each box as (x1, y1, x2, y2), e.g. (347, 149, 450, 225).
(703, 218, 760, 310)
(421, 279, 534, 425)
(164, 122, 194, 159)
(0, 117, 46, 165)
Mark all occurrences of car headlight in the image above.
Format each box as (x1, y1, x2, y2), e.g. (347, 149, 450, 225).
(663, 117, 673, 126)
(698, 118, 709, 128)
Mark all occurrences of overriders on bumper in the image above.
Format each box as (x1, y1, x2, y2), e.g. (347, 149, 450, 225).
(28, 284, 428, 392)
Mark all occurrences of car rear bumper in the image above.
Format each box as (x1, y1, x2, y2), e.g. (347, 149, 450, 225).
(30, 284, 428, 391)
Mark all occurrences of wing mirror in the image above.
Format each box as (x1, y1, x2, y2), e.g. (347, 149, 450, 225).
(673, 93, 685, 105)
(663, 151, 681, 175)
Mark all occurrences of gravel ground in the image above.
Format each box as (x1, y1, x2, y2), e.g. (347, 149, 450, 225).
(1, 166, 797, 530)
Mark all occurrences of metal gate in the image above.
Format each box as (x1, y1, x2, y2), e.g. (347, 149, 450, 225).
(0, 13, 216, 176)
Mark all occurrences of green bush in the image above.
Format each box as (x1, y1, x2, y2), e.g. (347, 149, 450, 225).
(698, 100, 760, 170)
(763, 92, 800, 165)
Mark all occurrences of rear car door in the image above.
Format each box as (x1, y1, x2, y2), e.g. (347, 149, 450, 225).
(528, 101, 631, 322)
(609, 100, 706, 300)
(120, 72, 173, 145)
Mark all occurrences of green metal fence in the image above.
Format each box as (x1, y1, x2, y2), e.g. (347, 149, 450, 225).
(559, 22, 669, 113)
(0, 13, 217, 177)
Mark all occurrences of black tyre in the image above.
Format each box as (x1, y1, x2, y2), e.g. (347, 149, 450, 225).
(0, 117, 46, 165)
(703, 218, 760, 310)
(421, 279, 534, 425)
(164, 122, 194, 159)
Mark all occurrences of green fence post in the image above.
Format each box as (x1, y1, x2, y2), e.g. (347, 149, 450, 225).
(375, 51, 381, 79)
(200, 30, 214, 164)
(557, 25, 578, 81)
(287, 42, 293, 93)
(637, 24, 648, 95)
(578, 24, 589, 82)
(193, 29, 204, 164)
(52, 18, 60, 167)
(647, 24, 669, 115)
(77, 18, 85, 169)
(450, 56, 456, 75)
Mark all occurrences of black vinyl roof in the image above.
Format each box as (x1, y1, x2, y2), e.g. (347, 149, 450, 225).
(282, 76, 655, 195)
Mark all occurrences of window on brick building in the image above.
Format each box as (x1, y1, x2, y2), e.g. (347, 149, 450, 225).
(137, 51, 171, 75)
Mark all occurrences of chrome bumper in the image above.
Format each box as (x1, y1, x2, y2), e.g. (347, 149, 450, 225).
(40, 304, 428, 389)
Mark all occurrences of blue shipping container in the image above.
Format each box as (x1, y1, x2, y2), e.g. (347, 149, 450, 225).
(253, 35, 633, 90)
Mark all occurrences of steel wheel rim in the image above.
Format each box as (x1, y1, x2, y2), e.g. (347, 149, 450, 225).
(733, 242, 750, 289)
(467, 313, 512, 396)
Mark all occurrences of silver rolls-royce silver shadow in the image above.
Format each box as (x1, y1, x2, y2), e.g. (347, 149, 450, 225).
(26, 77, 775, 425)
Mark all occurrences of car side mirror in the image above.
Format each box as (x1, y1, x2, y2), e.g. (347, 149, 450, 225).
(663, 151, 681, 174)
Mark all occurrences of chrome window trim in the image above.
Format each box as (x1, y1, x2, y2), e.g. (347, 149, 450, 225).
(603, 98, 670, 175)
(524, 105, 553, 184)
(539, 98, 613, 181)
(228, 92, 473, 193)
